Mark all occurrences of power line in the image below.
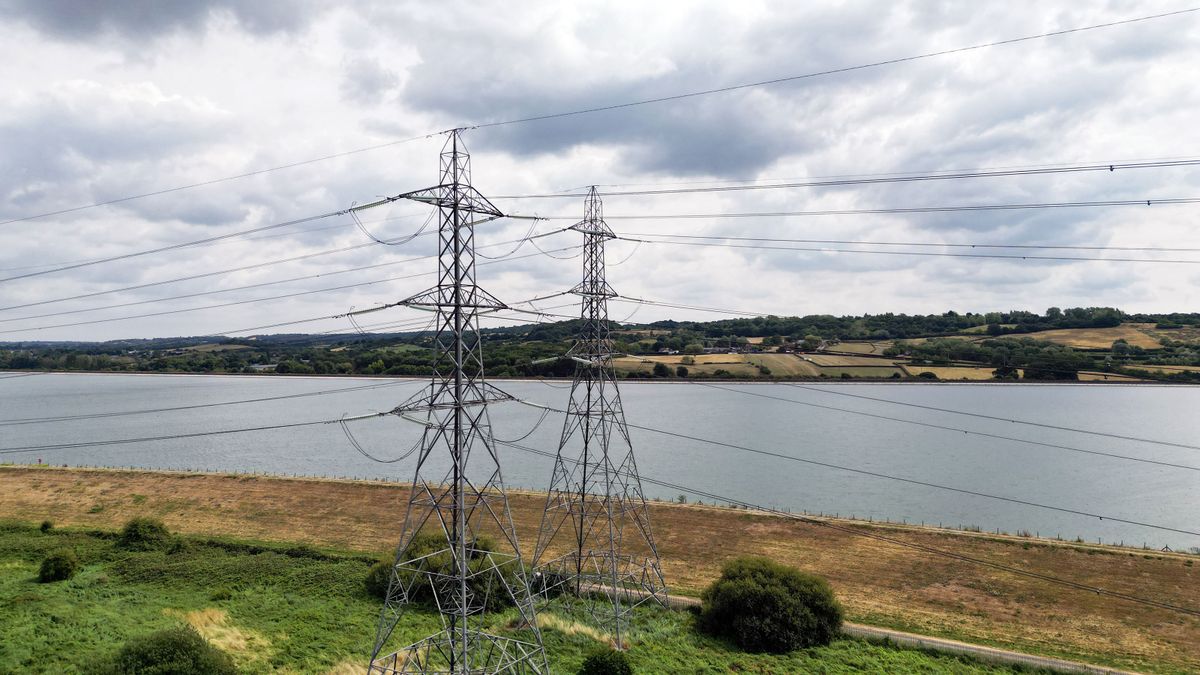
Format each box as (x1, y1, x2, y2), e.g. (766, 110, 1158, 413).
(0, 210, 348, 284)
(788, 384, 1200, 452)
(612, 418, 1200, 536)
(619, 231, 1200, 254)
(0, 216, 532, 314)
(499, 440, 1200, 618)
(495, 159, 1200, 199)
(474, 7, 1200, 128)
(3, 7, 1195, 224)
(0, 133, 434, 226)
(0, 418, 364, 455)
(0, 379, 418, 427)
(621, 235, 1200, 264)
(0, 233, 573, 335)
(697, 383, 1200, 472)
(536, 197, 1200, 234)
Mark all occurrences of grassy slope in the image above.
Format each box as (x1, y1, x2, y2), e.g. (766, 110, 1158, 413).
(1, 467, 1196, 673)
(0, 522, 1035, 674)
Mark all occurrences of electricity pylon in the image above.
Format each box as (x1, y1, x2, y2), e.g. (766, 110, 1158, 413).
(532, 187, 666, 648)
(368, 130, 546, 674)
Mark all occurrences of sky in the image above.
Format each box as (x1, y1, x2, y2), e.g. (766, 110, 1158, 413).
(1, 0, 1199, 341)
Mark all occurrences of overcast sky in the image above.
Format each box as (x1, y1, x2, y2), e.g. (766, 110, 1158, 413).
(1, 0, 1199, 341)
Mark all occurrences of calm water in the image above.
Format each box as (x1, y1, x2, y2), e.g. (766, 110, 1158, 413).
(1, 372, 1197, 551)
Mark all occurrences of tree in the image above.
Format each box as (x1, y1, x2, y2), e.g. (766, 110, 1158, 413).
(652, 362, 670, 378)
(801, 335, 821, 351)
(682, 343, 704, 355)
(698, 556, 843, 653)
(675, 366, 689, 377)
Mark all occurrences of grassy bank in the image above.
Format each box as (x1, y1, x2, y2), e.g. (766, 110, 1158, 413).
(0, 521, 1042, 674)
(1, 466, 1196, 673)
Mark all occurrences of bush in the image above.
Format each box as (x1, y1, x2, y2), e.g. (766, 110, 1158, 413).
(698, 556, 843, 653)
(366, 533, 518, 611)
(40, 520, 53, 533)
(365, 559, 392, 599)
(39, 549, 80, 583)
(118, 517, 171, 551)
(578, 647, 633, 675)
(97, 626, 236, 674)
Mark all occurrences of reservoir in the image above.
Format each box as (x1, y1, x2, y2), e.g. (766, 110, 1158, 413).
(1, 372, 1197, 551)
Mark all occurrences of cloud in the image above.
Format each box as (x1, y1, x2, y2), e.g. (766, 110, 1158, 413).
(0, 0, 322, 41)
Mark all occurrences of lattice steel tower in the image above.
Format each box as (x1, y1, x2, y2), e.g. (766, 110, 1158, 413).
(532, 187, 666, 648)
(368, 130, 546, 674)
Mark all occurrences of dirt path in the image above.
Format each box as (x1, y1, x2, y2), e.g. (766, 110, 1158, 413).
(1, 465, 1195, 673)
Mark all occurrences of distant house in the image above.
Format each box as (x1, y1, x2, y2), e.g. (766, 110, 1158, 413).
(249, 364, 278, 372)
(657, 348, 679, 355)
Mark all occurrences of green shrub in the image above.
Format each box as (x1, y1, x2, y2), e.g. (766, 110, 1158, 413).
(96, 625, 236, 674)
(578, 647, 633, 675)
(40, 520, 54, 533)
(365, 559, 392, 599)
(118, 517, 171, 551)
(38, 549, 80, 583)
(698, 556, 843, 653)
(367, 533, 518, 611)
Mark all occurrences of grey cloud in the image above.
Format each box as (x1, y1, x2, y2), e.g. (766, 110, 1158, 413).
(340, 56, 401, 105)
(0, 0, 322, 41)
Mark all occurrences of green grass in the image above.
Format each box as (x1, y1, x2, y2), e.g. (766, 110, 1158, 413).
(0, 521, 1041, 674)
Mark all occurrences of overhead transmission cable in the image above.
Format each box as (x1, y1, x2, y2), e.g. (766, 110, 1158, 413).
(494, 160, 1200, 199)
(617, 231, 1200, 254)
(0, 232, 573, 335)
(0, 379, 420, 427)
(617, 235, 1200, 264)
(3, 7, 1195, 226)
(788, 384, 1200, 452)
(536, 196, 1200, 227)
(511, 399, 1199, 537)
(697, 383, 1200, 472)
(498, 440, 1200, 619)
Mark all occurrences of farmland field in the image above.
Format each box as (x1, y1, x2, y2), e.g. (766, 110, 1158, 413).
(1077, 371, 1148, 382)
(805, 354, 901, 367)
(1029, 324, 1161, 350)
(816, 366, 905, 378)
(745, 353, 821, 376)
(830, 341, 892, 354)
(899, 365, 1006, 380)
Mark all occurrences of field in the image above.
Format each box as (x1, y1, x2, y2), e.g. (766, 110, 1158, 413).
(803, 354, 899, 367)
(829, 341, 893, 354)
(1028, 324, 1162, 350)
(900, 365, 1009, 380)
(1, 467, 1195, 673)
(1123, 364, 1200, 374)
(0, 522, 1041, 674)
(1077, 371, 1149, 382)
(613, 353, 821, 377)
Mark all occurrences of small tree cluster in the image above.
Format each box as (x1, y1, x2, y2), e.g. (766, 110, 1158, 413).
(366, 533, 517, 612)
(698, 556, 843, 653)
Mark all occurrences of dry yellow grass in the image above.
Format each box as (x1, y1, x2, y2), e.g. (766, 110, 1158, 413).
(2, 466, 1197, 673)
(164, 608, 272, 662)
(899, 365, 1011, 380)
(1030, 324, 1161, 350)
(1126, 364, 1200, 374)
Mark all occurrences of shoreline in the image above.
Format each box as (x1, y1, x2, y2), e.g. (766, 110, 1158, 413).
(2, 368, 1196, 387)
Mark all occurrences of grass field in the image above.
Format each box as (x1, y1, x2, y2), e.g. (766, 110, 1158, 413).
(1077, 371, 1148, 382)
(816, 366, 905, 378)
(0, 521, 1038, 674)
(3, 467, 1192, 673)
(829, 341, 892, 354)
(744, 353, 821, 376)
(1123, 364, 1200, 374)
(1028, 324, 1162, 350)
(805, 354, 900, 367)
